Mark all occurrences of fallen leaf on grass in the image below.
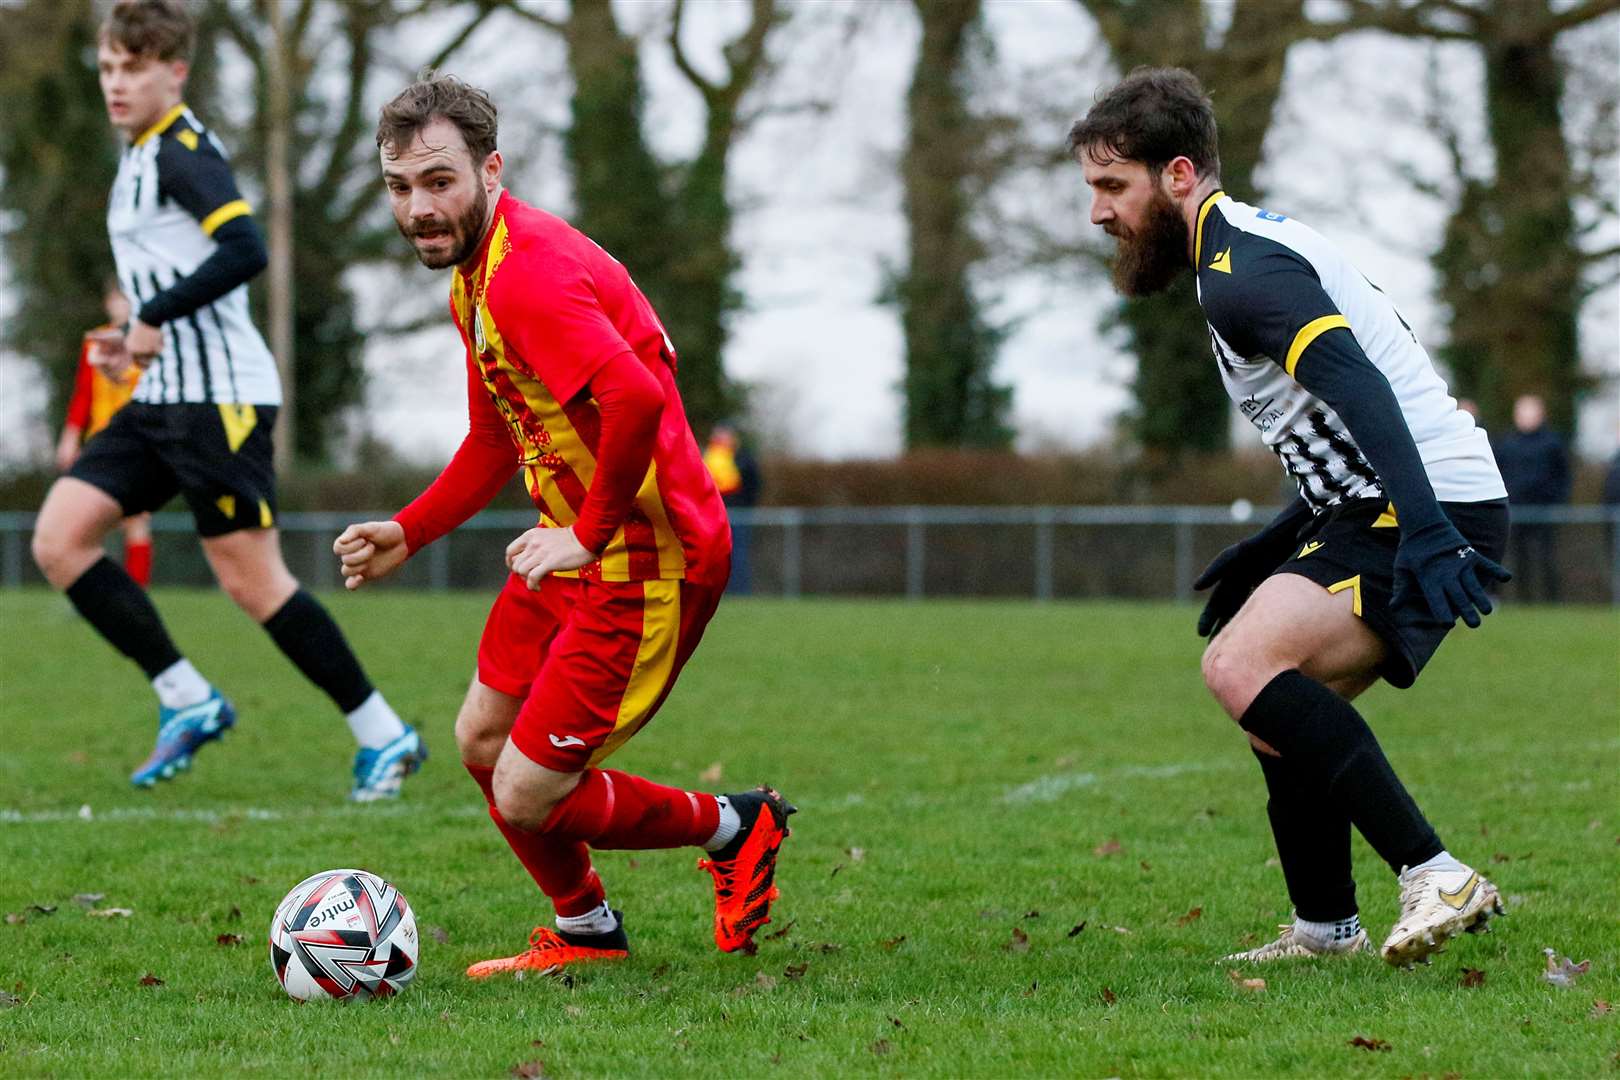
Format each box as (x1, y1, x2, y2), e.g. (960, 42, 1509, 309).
(1108, 925, 1133, 935)
(563, 1004, 583, 1019)
(1226, 970, 1265, 992)
(429, 926, 450, 945)
(879, 935, 905, 951)
(1591, 1000, 1611, 1017)
(754, 972, 778, 991)
(227, 905, 241, 922)
(1022, 980, 1038, 998)
(27, 905, 56, 916)
(71, 894, 105, 908)
(4, 913, 24, 926)
(846, 847, 865, 862)
(1092, 838, 1122, 857)
(87, 907, 133, 918)
(1177, 906, 1203, 926)
(66, 750, 89, 766)
(783, 962, 808, 980)
(1004, 927, 1030, 953)
(1460, 967, 1486, 988)
(1139, 860, 1152, 872)
(1101, 986, 1117, 1006)
(698, 762, 723, 784)
(888, 1016, 905, 1029)
(215, 933, 243, 947)
(509, 1060, 544, 1079)
(1543, 949, 1592, 988)
(765, 920, 795, 941)
(1023, 909, 1040, 919)
(0, 991, 21, 1008)
(1492, 852, 1511, 864)
(138, 973, 164, 987)
(1347, 1036, 1391, 1052)
(1067, 922, 1087, 937)
(869, 1039, 891, 1056)
(829, 864, 844, 878)
(650, 962, 670, 978)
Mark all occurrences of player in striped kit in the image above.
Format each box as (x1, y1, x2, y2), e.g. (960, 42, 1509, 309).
(30, 0, 422, 801)
(1070, 68, 1511, 968)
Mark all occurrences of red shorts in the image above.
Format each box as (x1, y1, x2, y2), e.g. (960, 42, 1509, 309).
(476, 573, 724, 772)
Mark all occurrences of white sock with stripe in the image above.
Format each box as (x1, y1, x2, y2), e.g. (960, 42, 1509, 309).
(1293, 913, 1362, 950)
(703, 796, 741, 852)
(555, 902, 617, 936)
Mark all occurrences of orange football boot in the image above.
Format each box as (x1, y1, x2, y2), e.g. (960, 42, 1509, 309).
(697, 786, 796, 954)
(465, 913, 629, 979)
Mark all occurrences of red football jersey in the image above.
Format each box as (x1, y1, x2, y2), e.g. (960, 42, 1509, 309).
(448, 191, 730, 586)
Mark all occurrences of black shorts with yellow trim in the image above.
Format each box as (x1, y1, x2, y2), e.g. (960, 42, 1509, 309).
(1270, 496, 1509, 689)
(68, 402, 279, 538)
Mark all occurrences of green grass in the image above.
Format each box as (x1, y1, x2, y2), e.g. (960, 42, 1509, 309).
(1, 588, 1616, 1077)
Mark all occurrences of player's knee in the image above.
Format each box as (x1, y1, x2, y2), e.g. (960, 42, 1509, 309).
(1201, 638, 1262, 719)
(454, 709, 505, 765)
(30, 519, 88, 587)
(491, 774, 557, 833)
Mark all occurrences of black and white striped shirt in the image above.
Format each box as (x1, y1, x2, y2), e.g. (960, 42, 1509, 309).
(108, 104, 280, 406)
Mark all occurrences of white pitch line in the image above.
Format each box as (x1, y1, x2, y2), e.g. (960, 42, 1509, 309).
(1002, 761, 1239, 804)
(0, 803, 486, 826)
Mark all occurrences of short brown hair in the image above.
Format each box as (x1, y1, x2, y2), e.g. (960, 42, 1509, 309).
(376, 75, 498, 162)
(1067, 67, 1220, 179)
(100, 0, 194, 62)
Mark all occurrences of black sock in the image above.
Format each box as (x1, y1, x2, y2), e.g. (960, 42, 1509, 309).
(1241, 670, 1444, 874)
(64, 556, 182, 679)
(262, 589, 374, 713)
(1252, 748, 1357, 921)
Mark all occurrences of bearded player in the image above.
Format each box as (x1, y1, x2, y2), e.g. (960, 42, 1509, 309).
(335, 76, 793, 976)
(1069, 69, 1510, 967)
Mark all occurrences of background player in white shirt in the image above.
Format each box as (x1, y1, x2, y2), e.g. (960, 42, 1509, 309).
(29, 0, 422, 802)
(1069, 67, 1510, 968)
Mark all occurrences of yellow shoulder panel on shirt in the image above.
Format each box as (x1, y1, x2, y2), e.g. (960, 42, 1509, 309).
(1284, 315, 1351, 378)
(176, 128, 199, 151)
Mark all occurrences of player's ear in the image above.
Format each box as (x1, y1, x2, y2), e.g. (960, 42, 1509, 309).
(481, 150, 503, 193)
(1162, 156, 1198, 199)
(169, 59, 189, 87)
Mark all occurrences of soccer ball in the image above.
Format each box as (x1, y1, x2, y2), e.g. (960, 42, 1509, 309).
(268, 868, 418, 1001)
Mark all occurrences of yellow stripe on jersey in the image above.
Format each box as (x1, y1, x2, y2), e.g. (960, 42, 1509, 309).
(1193, 190, 1227, 268)
(634, 465, 690, 578)
(1284, 315, 1351, 378)
(218, 403, 258, 453)
(134, 103, 188, 147)
(589, 580, 681, 766)
(200, 199, 251, 236)
(1372, 502, 1399, 528)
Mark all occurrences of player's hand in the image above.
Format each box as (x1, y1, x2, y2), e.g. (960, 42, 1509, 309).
(55, 428, 82, 473)
(1193, 501, 1314, 638)
(334, 520, 409, 590)
(124, 318, 163, 368)
(86, 328, 134, 379)
(1391, 520, 1510, 629)
(505, 526, 594, 590)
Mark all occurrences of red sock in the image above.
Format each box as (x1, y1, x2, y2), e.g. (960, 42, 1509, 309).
(542, 769, 720, 850)
(125, 540, 153, 588)
(465, 762, 603, 918)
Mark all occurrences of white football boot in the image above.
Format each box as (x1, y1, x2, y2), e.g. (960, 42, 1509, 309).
(1380, 862, 1503, 968)
(1223, 922, 1372, 964)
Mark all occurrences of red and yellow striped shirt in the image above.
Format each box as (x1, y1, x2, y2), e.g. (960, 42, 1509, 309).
(447, 192, 729, 585)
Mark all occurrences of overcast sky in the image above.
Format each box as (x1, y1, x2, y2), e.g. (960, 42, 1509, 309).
(3, 0, 1616, 467)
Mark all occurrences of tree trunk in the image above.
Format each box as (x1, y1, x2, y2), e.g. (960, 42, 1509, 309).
(898, 0, 1011, 449)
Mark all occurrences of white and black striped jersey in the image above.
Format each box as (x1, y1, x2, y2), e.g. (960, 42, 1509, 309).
(1194, 192, 1505, 511)
(108, 104, 281, 406)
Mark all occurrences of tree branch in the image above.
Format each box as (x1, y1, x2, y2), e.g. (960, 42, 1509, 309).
(1536, 0, 1620, 42)
(500, 0, 565, 35)
(1302, 0, 1478, 42)
(425, 0, 503, 71)
(669, 0, 722, 103)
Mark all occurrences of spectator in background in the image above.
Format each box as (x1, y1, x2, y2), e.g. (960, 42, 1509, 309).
(1494, 394, 1570, 602)
(56, 282, 154, 587)
(703, 423, 761, 595)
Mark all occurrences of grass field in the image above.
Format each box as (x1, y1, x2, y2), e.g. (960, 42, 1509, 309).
(1, 588, 1616, 1077)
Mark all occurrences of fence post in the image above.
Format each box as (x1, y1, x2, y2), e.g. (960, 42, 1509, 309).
(1033, 509, 1054, 602)
(1173, 517, 1194, 602)
(429, 537, 450, 592)
(782, 510, 803, 599)
(905, 512, 926, 600)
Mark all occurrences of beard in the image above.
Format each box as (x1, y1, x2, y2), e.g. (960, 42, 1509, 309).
(1108, 187, 1191, 297)
(399, 184, 489, 270)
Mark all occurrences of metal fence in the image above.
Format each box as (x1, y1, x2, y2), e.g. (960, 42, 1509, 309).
(2, 505, 1617, 602)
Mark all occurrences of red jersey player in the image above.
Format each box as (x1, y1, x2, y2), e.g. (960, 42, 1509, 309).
(336, 76, 793, 977)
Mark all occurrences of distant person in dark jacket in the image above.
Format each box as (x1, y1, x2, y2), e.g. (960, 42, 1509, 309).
(1494, 394, 1570, 601)
(704, 424, 762, 595)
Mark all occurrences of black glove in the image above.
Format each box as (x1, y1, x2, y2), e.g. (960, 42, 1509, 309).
(1193, 500, 1314, 638)
(1391, 519, 1511, 628)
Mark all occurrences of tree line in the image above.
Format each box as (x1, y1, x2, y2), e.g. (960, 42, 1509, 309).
(2, 0, 1615, 465)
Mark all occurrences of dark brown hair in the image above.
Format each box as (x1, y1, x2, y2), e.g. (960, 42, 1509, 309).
(1067, 67, 1220, 179)
(376, 75, 498, 162)
(99, 0, 194, 62)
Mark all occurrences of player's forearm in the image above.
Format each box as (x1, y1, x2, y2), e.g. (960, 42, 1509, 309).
(571, 352, 665, 555)
(394, 434, 518, 554)
(137, 217, 268, 327)
(1293, 333, 1446, 532)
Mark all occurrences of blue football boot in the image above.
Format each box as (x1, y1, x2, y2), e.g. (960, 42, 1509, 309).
(350, 726, 427, 802)
(131, 690, 236, 787)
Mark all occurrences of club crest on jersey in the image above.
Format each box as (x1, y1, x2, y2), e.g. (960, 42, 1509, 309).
(472, 307, 488, 354)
